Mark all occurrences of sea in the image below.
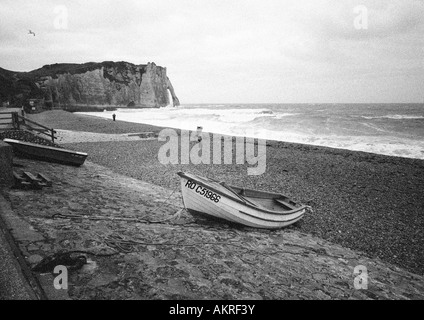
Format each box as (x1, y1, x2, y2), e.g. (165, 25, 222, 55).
(78, 103, 424, 160)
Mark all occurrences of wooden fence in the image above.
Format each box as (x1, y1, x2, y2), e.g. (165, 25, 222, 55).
(0, 112, 57, 143)
(0, 112, 13, 127)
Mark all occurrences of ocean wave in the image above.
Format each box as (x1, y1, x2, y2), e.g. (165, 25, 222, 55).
(361, 115, 424, 120)
(274, 113, 300, 119)
(258, 110, 273, 115)
(78, 105, 424, 160)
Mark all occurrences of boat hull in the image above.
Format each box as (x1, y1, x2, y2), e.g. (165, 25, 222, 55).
(3, 138, 88, 166)
(178, 173, 306, 229)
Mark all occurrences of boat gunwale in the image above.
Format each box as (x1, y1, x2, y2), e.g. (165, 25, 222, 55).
(237, 209, 304, 224)
(177, 171, 307, 215)
(186, 207, 304, 227)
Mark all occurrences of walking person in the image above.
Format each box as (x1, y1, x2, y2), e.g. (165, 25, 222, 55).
(112, 113, 116, 121)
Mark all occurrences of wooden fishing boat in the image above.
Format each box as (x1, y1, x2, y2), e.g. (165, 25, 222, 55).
(3, 138, 88, 166)
(177, 171, 309, 229)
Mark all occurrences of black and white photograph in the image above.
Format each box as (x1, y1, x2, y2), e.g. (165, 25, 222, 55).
(0, 0, 423, 306)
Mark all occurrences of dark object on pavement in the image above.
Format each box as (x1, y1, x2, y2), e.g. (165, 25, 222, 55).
(32, 252, 87, 273)
(112, 113, 116, 121)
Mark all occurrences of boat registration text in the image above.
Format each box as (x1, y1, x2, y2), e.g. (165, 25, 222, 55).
(185, 180, 221, 203)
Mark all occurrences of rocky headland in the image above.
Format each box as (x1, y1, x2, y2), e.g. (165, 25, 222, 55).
(0, 61, 180, 109)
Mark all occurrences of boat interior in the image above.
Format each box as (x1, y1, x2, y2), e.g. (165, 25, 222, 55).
(228, 185, 298, 211)
(197, 174, 298, 211)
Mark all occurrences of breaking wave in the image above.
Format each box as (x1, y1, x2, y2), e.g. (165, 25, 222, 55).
(361, 115, 424, 120)
(78, 103, 424, 160)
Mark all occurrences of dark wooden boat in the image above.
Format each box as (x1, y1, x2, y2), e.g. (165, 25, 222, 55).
(3, 138, 88, 166)
(178, 171, 310, 229)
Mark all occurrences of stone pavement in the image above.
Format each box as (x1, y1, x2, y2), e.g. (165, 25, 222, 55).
(1, 158, 423, 300)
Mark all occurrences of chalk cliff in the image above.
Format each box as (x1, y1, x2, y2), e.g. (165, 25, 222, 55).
(0, 61, 180, 108)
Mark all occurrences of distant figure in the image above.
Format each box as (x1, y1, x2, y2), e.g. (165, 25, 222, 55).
(196, 126, 203, 142)
(112, 113, 116, 121)
(28, 30, 35, 36)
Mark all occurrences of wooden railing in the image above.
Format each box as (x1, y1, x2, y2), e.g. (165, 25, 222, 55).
(0, 112, 57, 143)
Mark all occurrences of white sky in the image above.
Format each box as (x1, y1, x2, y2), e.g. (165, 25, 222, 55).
(0, 0, 423, 103)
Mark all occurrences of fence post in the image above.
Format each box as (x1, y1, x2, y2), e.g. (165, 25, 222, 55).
(16, 113, 20, 130)
(11, 112, 18, 129)
(21, 109, 26, 124)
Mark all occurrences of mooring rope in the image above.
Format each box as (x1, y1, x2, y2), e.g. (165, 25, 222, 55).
(51, 209, 185, 225)
(92, 231, 298, 260)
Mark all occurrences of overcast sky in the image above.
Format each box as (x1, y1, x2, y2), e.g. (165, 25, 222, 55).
(0, 0, 423, 104)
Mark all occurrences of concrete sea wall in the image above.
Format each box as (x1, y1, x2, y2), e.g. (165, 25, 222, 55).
(0, 141, 13, 187)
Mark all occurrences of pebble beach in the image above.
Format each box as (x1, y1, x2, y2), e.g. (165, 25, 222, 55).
(28, 110, 424, 276)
